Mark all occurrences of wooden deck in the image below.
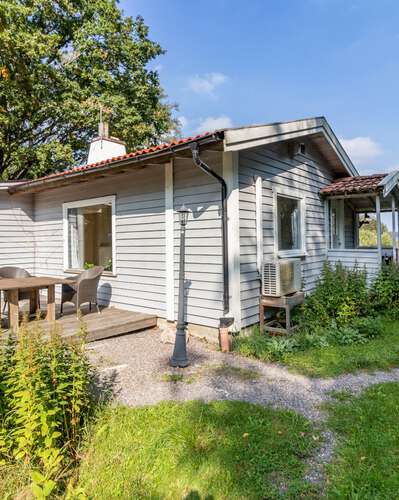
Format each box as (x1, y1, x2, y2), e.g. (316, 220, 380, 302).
(1, 302, 158, 342)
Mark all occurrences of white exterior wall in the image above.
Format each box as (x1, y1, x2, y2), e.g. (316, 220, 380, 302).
(0, 191, 34, 273)
(33, 166, 166, 317)
(238, 142, 334, 327)
(327, 248, 380, 283)
(173, 154, 224, 329)
(30, 154, 224, 329)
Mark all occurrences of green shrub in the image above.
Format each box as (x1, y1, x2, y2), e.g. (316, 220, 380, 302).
(297, 262, 369, 329)
(350, 316, 384, 339)
(326, 324, 368, 346)
(233, 327, 299, 362)
(0, 320, 95, 497)
(371, 262, 399, 313)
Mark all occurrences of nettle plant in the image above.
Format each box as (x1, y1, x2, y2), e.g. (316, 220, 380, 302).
(371, 262, 399, 313)
(297, 261, 369, 328)
(0, 320, 94, 498)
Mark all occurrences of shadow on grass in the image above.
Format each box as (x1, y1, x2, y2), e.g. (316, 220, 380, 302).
(78, 400, 320, 499)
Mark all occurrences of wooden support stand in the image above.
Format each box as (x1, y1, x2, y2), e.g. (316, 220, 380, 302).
(260, 292, 304, 335)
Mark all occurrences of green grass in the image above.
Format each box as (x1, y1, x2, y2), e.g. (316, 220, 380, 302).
(209, 363, 260, 380)
(78, 400, 319, 499)
(283, 319, 399, 377)
(325, 382, 399, 499)
(234, 319, 399, 378)
(0, 463, 31, 499)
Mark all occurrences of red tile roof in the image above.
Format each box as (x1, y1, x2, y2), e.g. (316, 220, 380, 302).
(14, 131, 219, 191)
(320, 174, 387, 196)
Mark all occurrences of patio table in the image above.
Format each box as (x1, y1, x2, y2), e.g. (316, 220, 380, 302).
(0, 277, 73, 330)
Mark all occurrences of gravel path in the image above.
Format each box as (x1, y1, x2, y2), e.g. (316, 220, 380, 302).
(87, 327, 399, 487)
(87, 327, 399, 420)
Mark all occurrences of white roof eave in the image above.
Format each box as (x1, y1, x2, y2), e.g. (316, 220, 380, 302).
(378, 170, 399, 198)
(223, 117, 359, 177)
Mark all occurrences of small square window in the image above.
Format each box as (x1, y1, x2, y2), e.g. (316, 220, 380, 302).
(277, 195, 302, 251)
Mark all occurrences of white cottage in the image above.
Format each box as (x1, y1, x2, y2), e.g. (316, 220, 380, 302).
(1, 117, 397, 342)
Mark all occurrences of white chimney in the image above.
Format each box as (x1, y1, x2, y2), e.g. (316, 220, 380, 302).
(87, 121, 126, 164)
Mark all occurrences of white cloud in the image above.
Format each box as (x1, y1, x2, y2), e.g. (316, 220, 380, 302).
(188, 72, 227, 95)
(339, 136, 382, 165)
(177, 115, 189, 131)
(196, 115, 233, 133)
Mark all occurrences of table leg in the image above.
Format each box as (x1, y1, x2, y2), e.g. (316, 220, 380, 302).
(285, 304, 291, 332)
(29, 290, 39, 316)
(46, 285, 55, 322)
(8, 289, 19, 331)
(259, 302, 264, 331)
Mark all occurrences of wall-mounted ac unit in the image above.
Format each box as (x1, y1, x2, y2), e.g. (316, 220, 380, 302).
(262, 259, 302, 297)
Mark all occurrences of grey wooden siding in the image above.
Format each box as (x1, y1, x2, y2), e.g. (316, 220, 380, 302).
(32, 157, 225, 329)
(327, 248, 380, 283)
(33, 167, 166, 317)
(0, 191, 34, 272)
(238, 142, 333, 327)
(173, 153, 224, 329)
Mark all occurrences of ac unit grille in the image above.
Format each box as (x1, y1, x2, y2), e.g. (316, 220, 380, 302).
(262, 262, 277, 296)
(262, 259, 302, 297)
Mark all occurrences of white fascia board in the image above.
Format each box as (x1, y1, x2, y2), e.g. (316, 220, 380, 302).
(321, 118, 359, 177)
(223, 117, 358, 177)
(379, 170, 399, 198)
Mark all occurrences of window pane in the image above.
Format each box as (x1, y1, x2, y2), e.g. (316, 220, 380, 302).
(277, 196, 301, 250)
(68, 203, 112, 270)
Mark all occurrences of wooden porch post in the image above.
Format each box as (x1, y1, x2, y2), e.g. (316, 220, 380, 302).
(376, 194, 382, 264)
(392, 196, 397, 262)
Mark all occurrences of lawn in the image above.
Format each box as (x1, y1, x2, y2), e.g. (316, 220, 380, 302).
(3, 388, 399, 498)
(78, 400, 319, 499)
(233, 318, 399, 378)
(283, 318, 399, 378)
(325, 382, 399, 499)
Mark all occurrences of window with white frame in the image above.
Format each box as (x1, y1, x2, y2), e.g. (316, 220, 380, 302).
(63, 196, 115, 274)
(274, 191, 305, 256)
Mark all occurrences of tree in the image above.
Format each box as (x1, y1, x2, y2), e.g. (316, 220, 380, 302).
(0, 0, 176, 179)
(359, 218, 392, 247)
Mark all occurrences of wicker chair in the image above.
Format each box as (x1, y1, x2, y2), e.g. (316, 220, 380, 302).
(60, 266, 104, 316)
(0, 266, 39, 314)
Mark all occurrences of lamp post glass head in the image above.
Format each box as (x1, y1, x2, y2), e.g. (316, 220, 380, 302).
(178, 204, 190, 226)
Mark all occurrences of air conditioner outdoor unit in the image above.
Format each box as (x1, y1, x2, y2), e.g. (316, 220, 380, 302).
(262, 259, 302, 297)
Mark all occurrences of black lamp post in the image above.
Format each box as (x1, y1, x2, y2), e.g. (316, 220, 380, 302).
(170, 204, 190, 368)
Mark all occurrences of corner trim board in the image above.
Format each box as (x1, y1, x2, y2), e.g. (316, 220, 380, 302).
(255, 176, 263, 273)
(165, 160, 175, 321)
(223, 151, 241, 331)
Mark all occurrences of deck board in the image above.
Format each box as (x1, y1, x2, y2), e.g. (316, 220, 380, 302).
(1, 303, 158, 342)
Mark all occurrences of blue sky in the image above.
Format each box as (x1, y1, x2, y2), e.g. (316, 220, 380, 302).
(120, 0, 399, 176)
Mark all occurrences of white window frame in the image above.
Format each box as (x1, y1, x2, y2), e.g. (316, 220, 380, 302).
(273, 187, 306, 258)
(62, 195, 116, 276)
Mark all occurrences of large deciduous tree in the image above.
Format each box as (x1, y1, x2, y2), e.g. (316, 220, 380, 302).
(0, 0, 176, 179)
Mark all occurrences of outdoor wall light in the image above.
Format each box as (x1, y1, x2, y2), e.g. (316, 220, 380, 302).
(177, 204, 190, 226)
(359, 212, 372, 227)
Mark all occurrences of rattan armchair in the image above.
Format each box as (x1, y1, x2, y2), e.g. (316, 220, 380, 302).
(60, 266, 104, 316)
(0, 266, 39, 314)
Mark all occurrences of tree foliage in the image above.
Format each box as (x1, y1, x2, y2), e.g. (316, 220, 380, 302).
(0, 0, 176, 179)
(359, 218, 392, 247)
